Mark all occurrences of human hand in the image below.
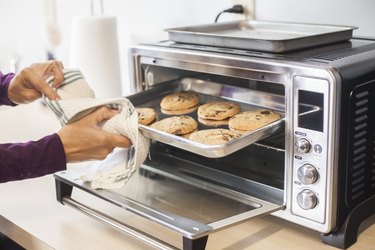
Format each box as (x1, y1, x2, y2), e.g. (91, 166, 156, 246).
(57, 106, 132, 162)
(8, 60, 64, 104)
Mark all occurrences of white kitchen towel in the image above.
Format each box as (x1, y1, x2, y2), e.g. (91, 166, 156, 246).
(43, 69, 150, 189)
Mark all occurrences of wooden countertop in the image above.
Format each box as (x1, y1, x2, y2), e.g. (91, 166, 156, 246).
(0, 102, 374, 250)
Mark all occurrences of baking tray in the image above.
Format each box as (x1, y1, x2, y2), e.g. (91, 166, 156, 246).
(166, 20, 357, 53)
(127, 78, 289, 158)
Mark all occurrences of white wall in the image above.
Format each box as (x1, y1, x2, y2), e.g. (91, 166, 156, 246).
(255, 0, 375, 37)
(0, 0, 240, 94)
(2, 0, 374, 95)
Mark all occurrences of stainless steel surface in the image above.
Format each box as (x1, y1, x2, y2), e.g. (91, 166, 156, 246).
(297, 164, 319, 185)
(128, 78, 286, 158)
(55, 154, 284, 239)
(297, 190, 318, 210)
(51, 36, 375, 249)
(129, 42, 339, 233)
(62, 197, 178, 250)
(291, 76, 333, 226)
(166, 20, 357, 52)
(295, 138, 311, 154)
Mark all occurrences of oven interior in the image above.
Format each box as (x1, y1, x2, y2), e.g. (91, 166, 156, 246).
(137, 63, 288, 204)
(134, 58, 326, 203)
(143, 135, 285, 202)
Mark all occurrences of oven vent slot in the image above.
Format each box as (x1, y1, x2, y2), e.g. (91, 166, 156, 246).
(347, 82, 375, 205)
(312, 43, 375, 61)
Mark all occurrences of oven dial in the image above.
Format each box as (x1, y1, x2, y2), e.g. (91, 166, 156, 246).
(297, 189, 318, 210)
(295, 138, 311, 154)
(297, 164, 319, 185)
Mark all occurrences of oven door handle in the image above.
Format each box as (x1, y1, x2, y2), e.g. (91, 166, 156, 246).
(62, 196, 179, 250)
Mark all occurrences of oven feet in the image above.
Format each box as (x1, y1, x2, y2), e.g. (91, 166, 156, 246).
(183, 236, 208, 250)
(55, 175, 73, 203)
(321, 195, 375, 249)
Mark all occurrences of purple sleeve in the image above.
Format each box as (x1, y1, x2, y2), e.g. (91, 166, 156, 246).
(0, 71, 17, 106)
(0, 134, 67, 183)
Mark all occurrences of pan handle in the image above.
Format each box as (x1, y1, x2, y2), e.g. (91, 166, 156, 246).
(62, 197, 178, 250)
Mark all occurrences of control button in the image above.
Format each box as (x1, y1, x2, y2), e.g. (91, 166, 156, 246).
(314, 144, 323, 154)
(295, 138, 311, 154)
(297, 189, 318, 210)
(295, 155, 302, 160)
(294, 180, 301, 185)
(297, 164, 319, 185)
(295, 131, 307, 136)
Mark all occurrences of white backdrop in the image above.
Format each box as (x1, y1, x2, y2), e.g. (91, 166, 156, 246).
(1, 0, 374, 95)
(0, 0, 242, 94)
(255, 0, 375, 37)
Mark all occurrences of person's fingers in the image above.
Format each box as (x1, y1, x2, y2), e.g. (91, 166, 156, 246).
(21, 67, 61, 100)
(50, 60, 64, 88)
(92, 106, 120, 124)
(107, 133, 132, 148)
(8, 73, 40, 103)
(86, 107, 132, 148)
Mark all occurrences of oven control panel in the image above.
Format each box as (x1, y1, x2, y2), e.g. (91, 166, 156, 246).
(291, 76, 330, 224)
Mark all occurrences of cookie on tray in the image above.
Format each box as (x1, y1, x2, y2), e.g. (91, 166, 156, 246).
(189, 128, 240, 145)
(198, 117, 230, 127)
(161, 105, 198, 115)
(150, 115, 198, 136)
(136, 107, 157, 126)
(160, 92, 199, 115)
(228, 109, 281, 134)
(181, 128, 198, 139)
(197, 101, 240, 121)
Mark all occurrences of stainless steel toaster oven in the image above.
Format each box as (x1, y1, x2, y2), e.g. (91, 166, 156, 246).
(54, 35, 375, 249)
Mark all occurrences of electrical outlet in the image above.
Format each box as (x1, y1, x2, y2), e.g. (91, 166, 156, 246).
(231, 0, 255, 19)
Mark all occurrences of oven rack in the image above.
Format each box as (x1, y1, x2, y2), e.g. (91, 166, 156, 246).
(128, 78, 286, 158)
(255, 129, 285, 152)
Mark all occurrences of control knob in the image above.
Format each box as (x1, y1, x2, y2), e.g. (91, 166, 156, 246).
(295, 138, 311, 154)
(297, 189, 318, 210)
(297, 164, 319, 185)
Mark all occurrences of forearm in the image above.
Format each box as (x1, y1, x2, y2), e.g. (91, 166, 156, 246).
(0, 134, 67, 183)
(0, 71, 16, 106)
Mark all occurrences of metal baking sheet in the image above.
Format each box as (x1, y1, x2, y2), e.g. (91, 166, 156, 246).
(127, 78, 288, 158)
(166, 20, 357, 52)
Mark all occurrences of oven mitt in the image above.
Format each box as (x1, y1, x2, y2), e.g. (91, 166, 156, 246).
(43, 69, 150, 189)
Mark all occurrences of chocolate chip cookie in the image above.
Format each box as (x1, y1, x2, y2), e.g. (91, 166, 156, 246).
(228, 109, 281, 134)
(198, 117, 230, 127)
(150, 115, 198, 136)
(136, 107, 156, 126)
(198, 101, 240, 121)
(189, 129, 240, 145)
(160, 92, 199, 115)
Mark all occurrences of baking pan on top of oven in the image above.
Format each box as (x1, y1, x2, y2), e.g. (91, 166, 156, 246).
(127, 78, 317, 158)
(166, 20, 357, 53)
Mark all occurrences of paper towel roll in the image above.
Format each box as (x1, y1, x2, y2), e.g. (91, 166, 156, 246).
(70, 16, 122, 98)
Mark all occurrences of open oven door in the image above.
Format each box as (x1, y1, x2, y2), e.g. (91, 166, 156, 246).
(54, 145, 284, 250)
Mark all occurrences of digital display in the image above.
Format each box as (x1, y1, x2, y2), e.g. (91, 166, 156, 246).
(298, 90, 324, 132)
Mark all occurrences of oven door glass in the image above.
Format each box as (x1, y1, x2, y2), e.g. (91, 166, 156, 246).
(54, 142, 284, 241)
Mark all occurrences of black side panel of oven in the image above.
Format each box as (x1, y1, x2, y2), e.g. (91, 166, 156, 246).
(344, 80, 375, 207)
(323, 63, 375, 248)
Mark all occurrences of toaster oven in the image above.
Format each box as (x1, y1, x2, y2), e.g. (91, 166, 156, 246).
(54, 36, 375, 249)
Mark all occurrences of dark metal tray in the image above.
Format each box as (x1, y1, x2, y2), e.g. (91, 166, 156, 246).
(127, 78, 290, 158)
(166, 20, 357, 52)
